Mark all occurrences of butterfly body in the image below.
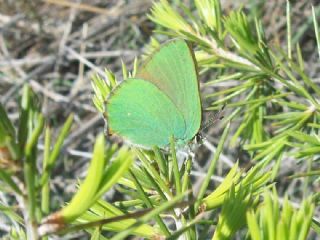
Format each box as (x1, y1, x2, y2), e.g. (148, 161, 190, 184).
(105, 39, 201, 148)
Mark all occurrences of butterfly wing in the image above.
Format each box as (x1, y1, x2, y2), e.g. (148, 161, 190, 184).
(106, 79, 186, 148)
(136, 39, 201, 143)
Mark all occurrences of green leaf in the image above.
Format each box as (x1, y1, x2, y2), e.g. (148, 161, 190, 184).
(129, 170, 170, 236)
(61, 133, 106, 222)
(41, 114, 74, 186)
(224, 10, 259, 55)
(96, 148, 133, 199)
(195, 0, 222, 38)
(24, 114, 44, 157)
(0, 103, 15, 146)
(288, 131, 320, 145)
(201, 163, 240, 209)
(247, 190, 314, 240)
(148, 0, 192, 33)
(91, 73, 111, 113)
(87, 200, 157, 237)
(312, 5, 320, 60)
(202, 162, 271, 210)
(61, 199, 159, 238)
(0, 169, 22, 194)
(212, 185, 255, 240)
(110, 191, 189, 240)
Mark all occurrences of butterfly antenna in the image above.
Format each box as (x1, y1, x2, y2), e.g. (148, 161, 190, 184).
(200, 104, 226, 134)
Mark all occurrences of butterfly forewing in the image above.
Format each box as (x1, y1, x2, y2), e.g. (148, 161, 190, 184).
(106, 79, 186, 148)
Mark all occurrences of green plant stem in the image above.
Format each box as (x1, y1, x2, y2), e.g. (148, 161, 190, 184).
(40, 114, 73, 186)
(286, 0, 292, 61)
(312, 6, 320, 60)
(135, 149, 172, 198)
(129, 170, 170, 236)
(24, 159, 36, 220)
(182, 157, 191, 193)
(195, 122, 231, 210)
(22, 187, 39, 240)
(141, 167, 168, 201)
(170, 136, 181, 195)
(110, 191, 189, 240)
(187, 182, 197, 239)
(41, 127, 51, 218)
(153, 146, 168, 179)
(167, 213, 204, 240)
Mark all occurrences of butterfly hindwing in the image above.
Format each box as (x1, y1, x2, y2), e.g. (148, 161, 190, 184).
(106, 79, 186, 148)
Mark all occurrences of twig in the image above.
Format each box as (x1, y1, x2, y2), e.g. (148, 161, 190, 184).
(68, 50, 137, 59)
(0, 56, 54, 67)
(43, 0, 118, 15)
(70, 23, 88, 97)
(54, 4, 77, 73)
(64, 46, 107, 81)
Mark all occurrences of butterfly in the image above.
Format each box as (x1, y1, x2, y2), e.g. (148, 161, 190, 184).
(105, 39, 202, 149)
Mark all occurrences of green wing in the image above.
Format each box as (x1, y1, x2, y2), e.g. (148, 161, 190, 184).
(136, 39, 201, 142)
(106, 79, 186, 148)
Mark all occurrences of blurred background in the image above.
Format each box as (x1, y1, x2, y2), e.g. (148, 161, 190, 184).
(0, 0, 319, 234)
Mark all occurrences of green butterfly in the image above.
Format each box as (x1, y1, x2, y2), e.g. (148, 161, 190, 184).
(105, 39, 202, 149)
